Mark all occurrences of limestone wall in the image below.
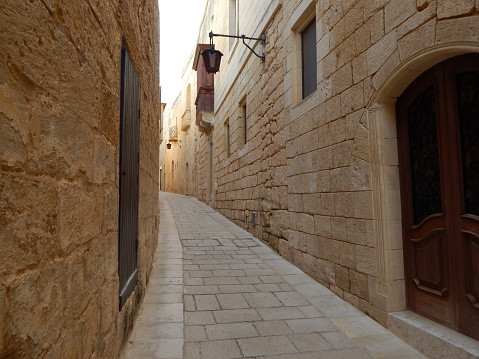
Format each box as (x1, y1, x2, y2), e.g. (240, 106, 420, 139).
(0, 1, 160, 358)
(164, 0, 479, 326)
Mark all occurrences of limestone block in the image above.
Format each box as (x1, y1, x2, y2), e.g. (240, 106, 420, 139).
(436, 16, 479, 44)
(385, 165, 401, 191)
(331, 216, 348, 241)
(371, 49, 401, 93)
(0, 1, 62, 97)
(364, 0, 387, 20)
(293, 248, 304, 269)
(103, 188, 119, 236)
(29, 101, 95, 181)
(353, 191, 374, 219)
(323, 238, 340, 264)
(388, 219, 404, 250)
(331, 64, 353, 97)
(330, 167, 351, 192)
(351, 157, 371, 191)
(90, 135, 116, 184)
(302, 194, 322, 215)
(335, 265, 351, 291)
(8, 261, 64, 356)
(329, 117, 346, 144)
(367, 30, 397, 75)
(334, 192, 354, 217)
(58, 183, 104, 252)
(369, 9, 385, 43)
(343, 292, 360, 308)
(356, 245, 377, 275)
(320, 193, 336, 215)
(354, 21, 372, 55)
(437, 0, 474, 19)
(350, 270, 369, 300)
(397, 1, 436, 40)
(335, 36, 357, 71)
(312, 147, 332, 171)
(305, 234, 326, 258)
(384, 0, 417, 33)
(302, 252, 318, 278)
(340, 81, 364, 116)
(346, 218, 368, 246)
(330, 4, 364, 50)
(398, 19, 436, 62)
(352, 51, 368, 84)
(317, 31, 330, 62)
(318, 77, 333, 103)
(325, 95, 342, 123)
(340, 241, 357, 269)
(316, 170, 331, 192)
(323, 1, 344, 31)
(82, 297, 101, 356)
(330, 284, 345, 298)
(289, 173, 317, 194)
(359, 299, 387, 325)
(0, 174, 59, 275)
(364, 78, 376, 106)
(314, 215, 332, 237)
(288, 194, 305, 212)
(367, 275, 387, 310)
(0, 75, 30, 169)
(317, 258, 337, 284)
(390, 248, 405, 280)
(387, 279, 407, 311)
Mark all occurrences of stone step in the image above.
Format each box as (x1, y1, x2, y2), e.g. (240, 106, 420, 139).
(388, 311, 479, 359)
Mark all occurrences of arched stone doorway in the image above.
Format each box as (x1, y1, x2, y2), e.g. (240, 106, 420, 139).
(367, 45, 479, 341)
(396, 53, 479, 340)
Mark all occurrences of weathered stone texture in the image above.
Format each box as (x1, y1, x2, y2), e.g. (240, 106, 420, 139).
(0, 0, 159, 358)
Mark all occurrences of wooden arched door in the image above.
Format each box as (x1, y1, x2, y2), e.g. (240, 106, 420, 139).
(397, 53, 479, 340)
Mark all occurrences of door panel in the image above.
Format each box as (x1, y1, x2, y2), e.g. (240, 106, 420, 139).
(397, 54, 479, 340)
(412, 229, 448, 296)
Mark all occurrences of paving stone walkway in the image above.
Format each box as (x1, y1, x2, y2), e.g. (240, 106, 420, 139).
(122, 192, 427, 359)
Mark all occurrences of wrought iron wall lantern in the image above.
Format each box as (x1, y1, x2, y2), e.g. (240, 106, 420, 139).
(201, 31, 266, 74)
(166, 140, 181, 150)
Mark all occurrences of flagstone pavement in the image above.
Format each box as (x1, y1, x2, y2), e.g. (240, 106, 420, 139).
(122, 191, 427, 359)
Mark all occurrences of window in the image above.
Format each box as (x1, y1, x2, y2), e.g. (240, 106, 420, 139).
(229, 0, 238, 48)
(241, 100, 247, 145)
(225, 119, 231, 157)
(119, 47, 140, 310)
(289, 0, 317, 105)
(301, 19, 316, 99)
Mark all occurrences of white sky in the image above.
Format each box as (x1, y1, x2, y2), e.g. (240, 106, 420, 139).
(159, 0, 208, 107)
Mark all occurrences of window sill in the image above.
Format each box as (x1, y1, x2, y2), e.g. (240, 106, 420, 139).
(291, 89, 319, 122)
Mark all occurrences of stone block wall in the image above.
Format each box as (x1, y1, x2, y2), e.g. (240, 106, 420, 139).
(0, 1, 160, 358)
(164, 0, 479, 329)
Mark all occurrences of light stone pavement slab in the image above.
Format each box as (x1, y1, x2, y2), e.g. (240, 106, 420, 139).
(122, 192, 428, 359)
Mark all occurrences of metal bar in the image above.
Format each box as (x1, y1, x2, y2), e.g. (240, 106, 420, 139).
(209, 31, 265, 62)
(209, 31, 264, 43)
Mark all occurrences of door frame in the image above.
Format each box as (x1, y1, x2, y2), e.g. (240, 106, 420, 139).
(366, 45, 479, 315)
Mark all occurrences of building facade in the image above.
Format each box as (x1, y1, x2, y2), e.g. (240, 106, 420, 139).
(0, 1, 160, 358)
(163, 0, 479, 355)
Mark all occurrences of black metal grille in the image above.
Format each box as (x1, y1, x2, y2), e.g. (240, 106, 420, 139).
(118, 48, 141, 310)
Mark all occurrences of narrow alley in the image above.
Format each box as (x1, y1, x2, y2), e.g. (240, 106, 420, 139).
(122, 192, 426, 359)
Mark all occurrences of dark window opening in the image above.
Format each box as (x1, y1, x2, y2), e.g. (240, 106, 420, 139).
(301, 19, 317, 99)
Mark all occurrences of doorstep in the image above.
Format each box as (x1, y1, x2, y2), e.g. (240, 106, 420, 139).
(388, 311, 479, 359)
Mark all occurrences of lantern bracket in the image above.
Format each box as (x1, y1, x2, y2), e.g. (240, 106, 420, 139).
(209, 31, 265, 62)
